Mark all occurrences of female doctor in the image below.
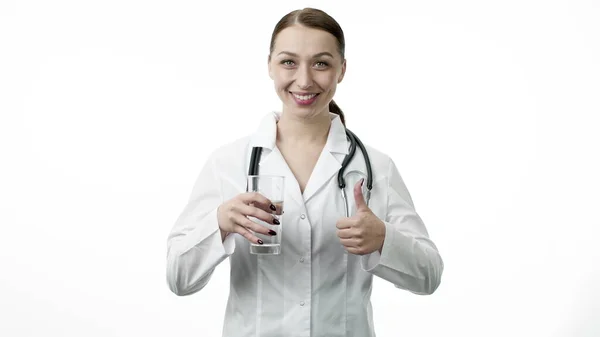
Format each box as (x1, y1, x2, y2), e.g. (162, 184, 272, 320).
(166, 7, 443, 337)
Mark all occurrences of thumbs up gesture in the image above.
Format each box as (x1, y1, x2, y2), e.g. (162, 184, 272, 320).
(336, 178, 386, 255)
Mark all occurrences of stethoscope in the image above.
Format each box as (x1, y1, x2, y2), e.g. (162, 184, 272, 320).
(248, 128, 373, 217)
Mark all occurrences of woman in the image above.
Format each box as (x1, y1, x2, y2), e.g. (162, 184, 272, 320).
(166, 7, 443, 337)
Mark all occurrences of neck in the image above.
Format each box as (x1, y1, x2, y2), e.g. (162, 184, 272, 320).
(276, 110, 331, 147)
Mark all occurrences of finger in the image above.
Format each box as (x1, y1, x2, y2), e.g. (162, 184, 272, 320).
(336, 218, 352, 230)
(345, 246, 363, 255)
(339, 237, 359, 248)
(231, 222, 262, 244)
(271, 201, 284, 216)
(234, 213, 274, 237)
(241, 192, 281, 215)
(236, 203, 280, 225)
(336, 228, 353, 239)
(354, 178, 368, 212)
(241, 192, 272, 210)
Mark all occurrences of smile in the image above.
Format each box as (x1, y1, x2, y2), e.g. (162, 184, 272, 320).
(290, 92, 320, 105)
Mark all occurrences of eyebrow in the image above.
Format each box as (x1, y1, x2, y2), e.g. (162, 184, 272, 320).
(277, 51, 334, 58)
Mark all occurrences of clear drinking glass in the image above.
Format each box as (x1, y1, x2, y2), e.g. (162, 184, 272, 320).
(246, 175, 285, 255)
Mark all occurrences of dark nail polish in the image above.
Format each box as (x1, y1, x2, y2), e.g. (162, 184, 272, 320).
(258, 239, 264, 244)
(270, 204, 277, 211)
(361, 178, 364, 186)
(269, 230, 277, 235)
(273, 219, 280, 225)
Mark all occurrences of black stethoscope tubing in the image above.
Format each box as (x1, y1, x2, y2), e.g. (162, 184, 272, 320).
(248, 128, 373, 198)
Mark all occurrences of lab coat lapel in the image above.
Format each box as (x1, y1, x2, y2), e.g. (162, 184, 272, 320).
(249, 112, 349, 207)
(256, 147, 305, 208)
(301, 151, 341, 203)
(249, 111, 304, 208)
(302, 114, 349, 203)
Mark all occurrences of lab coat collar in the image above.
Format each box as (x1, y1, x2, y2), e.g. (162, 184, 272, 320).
(249, 111, 349, 205)
(249, 111, 349, 155)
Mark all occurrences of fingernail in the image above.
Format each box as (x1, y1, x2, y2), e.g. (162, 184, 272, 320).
(269, 230, 277, 235)
(273, 219, 280, 225)
(258, 239, 264, 244)
(270, 204, 276, 211)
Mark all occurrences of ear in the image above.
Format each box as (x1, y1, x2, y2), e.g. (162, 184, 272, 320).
(338, 59, 346, 83)
(268, 54, 274, 80)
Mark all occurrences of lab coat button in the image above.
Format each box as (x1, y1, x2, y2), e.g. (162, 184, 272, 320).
(299, 257, 305, 263)
(300, 214, 306, 219)
(300, 301, 305, 306)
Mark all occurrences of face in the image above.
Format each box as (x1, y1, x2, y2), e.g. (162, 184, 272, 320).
(268, 25, 346, 120)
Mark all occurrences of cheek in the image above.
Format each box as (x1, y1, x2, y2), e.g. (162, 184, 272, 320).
(274, 72, 292, 90)
(316, 72, 338, 90)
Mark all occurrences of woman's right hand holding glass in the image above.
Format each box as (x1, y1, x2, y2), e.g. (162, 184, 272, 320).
(217, 192, 280, 244)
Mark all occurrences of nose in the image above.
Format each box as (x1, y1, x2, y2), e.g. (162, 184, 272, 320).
(294, 65, 313, 90)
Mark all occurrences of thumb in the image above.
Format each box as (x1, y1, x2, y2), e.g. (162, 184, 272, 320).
(354, 178, 368, 212)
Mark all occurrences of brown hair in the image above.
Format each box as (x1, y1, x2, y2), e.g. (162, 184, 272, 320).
(269, 8, 346, 126)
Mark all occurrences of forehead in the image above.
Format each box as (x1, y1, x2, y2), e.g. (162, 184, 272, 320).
(272, 25, 339, 57)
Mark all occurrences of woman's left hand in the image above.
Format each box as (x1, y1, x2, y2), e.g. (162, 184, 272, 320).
(336, 179, 386, 255)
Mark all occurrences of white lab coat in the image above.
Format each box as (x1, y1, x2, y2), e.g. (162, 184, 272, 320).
(166, 111, 443, 337)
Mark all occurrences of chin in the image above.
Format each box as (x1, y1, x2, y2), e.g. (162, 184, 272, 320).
(287, 107, 329, 120)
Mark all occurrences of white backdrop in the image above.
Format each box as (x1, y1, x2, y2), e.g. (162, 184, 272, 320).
(1, 0, 599, 336)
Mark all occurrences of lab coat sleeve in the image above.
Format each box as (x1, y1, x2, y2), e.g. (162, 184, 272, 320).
(360, 157, 444, 295)
(166, 151, 236, 296)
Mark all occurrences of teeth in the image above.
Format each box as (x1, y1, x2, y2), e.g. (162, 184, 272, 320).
(293, 93, 317, 101)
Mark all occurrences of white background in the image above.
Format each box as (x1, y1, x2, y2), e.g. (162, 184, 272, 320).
(1, 0, 599, 336)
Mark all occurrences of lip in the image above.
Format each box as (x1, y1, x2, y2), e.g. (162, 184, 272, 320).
(290, 91, 320, 105)
(290, 91, 319, 95)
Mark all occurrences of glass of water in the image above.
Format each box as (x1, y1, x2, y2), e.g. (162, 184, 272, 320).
(246, 175, 285, 255)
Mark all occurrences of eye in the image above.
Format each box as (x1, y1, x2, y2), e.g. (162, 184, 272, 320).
(281, 60, 295, 67)
(315, 61, 329, 69)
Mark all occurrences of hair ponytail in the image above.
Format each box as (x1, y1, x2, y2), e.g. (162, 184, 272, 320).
(329, 100, 346, 126)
